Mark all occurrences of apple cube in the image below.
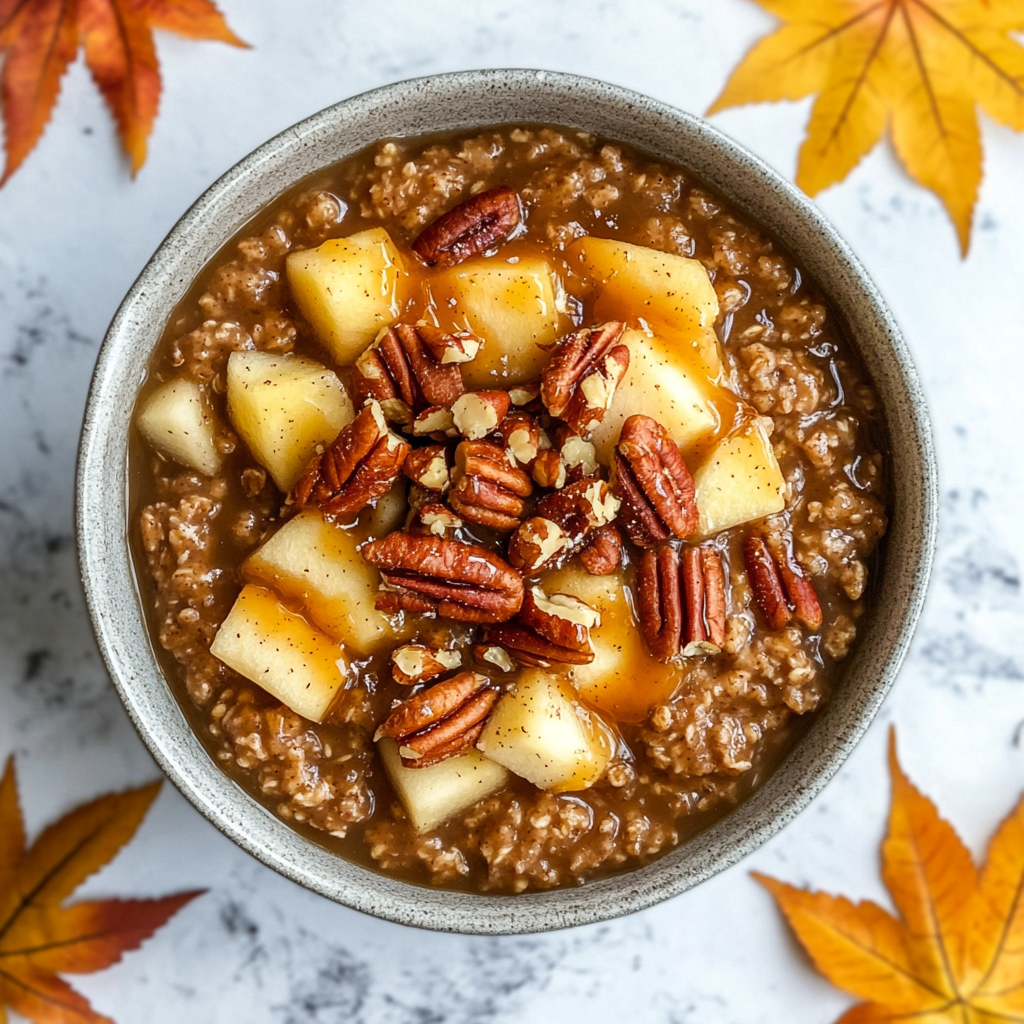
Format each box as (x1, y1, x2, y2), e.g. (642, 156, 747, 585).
(377, 739, 509, 832)
(210, 584, 348, 723)
(136, 379, 223, 476)
(693, 418, 786, 538)
(243, 510, 406, 656)
(476, 670, 614, 792)
(430, 254, 568, 389)
(541, 565, 681, 723)
(589, 328, 722, 464)
(567, 236, 723, 379)
(286, 227, 407, 365)
(226, 351, 354, 492)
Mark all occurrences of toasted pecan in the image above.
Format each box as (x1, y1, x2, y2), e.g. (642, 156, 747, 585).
(291, 401, 409, 520)
(362, 532, 524, 623)
(375, 672, 500, 767)
(412, 186, 522, 267)
(541, 321, 629, 436)
(448, 439, 533, 531)
(612, 415, 697, 547)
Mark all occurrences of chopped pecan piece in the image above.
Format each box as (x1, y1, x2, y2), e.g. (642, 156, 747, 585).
(448, 439, 533, 531)
(391, 644, 462, 686)
(411, 405, 458, 440)
(451, 391, 511, 440)
(531, 449, 566, 490)
(557, 431, 599, 484)
(412, 186, 522, 268)
(744, 533, 822, 630)
(507, 517, 573, 574)
(473, 644, 517, 673)
(483, 586, 600, 667)
(407, 500, 463, 539)
(353, 325, 465, 424)
(362, 532, 524, 623)
(402, 445, 450, 493)
(415, 323, 480, 365)
(612, 415, 697, 547)
(508, 382, 541, 408)
(636, 544, 726, 662)
(541, 322, 629, 435)
(580, 523, 623, 576)
(375, 672, 501, 767)
(493, 411, 542, 469)
(507, 478, 620, 573)
(292, 401, 409, 520)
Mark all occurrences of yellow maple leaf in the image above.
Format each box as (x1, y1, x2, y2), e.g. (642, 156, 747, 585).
(754, 729, 1024, 1022)
(708, 0, 1024, 255)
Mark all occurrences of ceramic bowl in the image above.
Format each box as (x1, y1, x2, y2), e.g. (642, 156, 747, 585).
(77, 69, 937, 934)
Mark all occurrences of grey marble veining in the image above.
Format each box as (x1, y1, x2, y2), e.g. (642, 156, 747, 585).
(1, 0, 1023, 1020)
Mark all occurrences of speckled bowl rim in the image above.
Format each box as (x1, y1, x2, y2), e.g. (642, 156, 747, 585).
(77, 69, 938, 934)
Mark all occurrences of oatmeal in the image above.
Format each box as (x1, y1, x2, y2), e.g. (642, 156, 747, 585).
(130, 125, 888, 893)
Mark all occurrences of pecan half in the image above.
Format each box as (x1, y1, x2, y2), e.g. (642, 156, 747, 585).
(375, 672, 500, 767)
(541, 322, 629, 436)
(451, 391, 511, 440)
(744, 533, 822, 630)
(391, 644, 462, 686)
(681, 546, 727, 656)
(580, 523, 623, 576)
(636, 544, 726, 661)
(507, 478, 620, 573)
(362, 532, 524, 623)
(412, 186, 522, 268)
(292, 401, 409, 519)
(636, 545, 683, 662)
(353, 324, 465, 424)
(449, 439, 533, 531)
(402, 445, 450, 493)
(483, 586, 600, 667)
(613, 415, 697, 547)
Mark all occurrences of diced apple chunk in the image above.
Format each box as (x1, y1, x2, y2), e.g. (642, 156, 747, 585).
(286, 227, 406, 364)
(210, 585, 347, 723)
(136, 379, 223, 476)
(226, 351, 354, 492)
(541, 565, 681, 723)
(476, 670, 614, 792)
(243, 510, 406, 656)
(377, 739, 509, 832)
(567, 236, 723, 379)
(430, 255, 568, 389)
(693, 418, 786, 538)
(589, 328, 722, 464)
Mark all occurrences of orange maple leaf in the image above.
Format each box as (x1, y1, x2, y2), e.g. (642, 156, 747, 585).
(708, 0, 1024, 255)
(0, 0, 246, 184)
(0, 757, 204, 1024)
(755, 729, 1024, 1023)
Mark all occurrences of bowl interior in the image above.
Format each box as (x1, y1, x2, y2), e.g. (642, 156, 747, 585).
(77, 69, 937, 934)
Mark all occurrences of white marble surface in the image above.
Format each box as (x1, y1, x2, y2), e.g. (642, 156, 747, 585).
(1, 1, 1023, 1020)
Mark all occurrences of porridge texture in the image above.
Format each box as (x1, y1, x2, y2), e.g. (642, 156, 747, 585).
(132, 126, 888, 893)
